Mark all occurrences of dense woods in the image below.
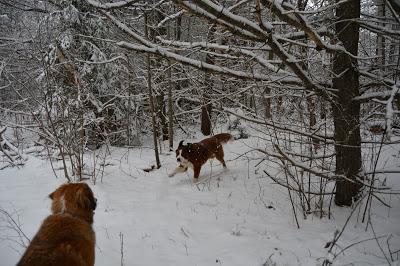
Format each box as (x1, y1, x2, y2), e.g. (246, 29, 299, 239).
(1, 1, 400, 261)
(0, 0, 400, 265)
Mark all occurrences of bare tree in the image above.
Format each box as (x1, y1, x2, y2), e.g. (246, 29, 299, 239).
(201, 25, 216, 136)
(145, 12, 161, 169)
(332, 0, 362, 206)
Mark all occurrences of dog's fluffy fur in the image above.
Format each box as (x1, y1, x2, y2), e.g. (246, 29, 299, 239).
(17, 183, 97, 266)
(169, 133, 233, 181)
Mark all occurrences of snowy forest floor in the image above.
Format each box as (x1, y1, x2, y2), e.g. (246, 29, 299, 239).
(1, 135, 400, 266)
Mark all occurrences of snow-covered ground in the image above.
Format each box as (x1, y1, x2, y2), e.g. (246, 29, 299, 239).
(1, 136, 399, 265)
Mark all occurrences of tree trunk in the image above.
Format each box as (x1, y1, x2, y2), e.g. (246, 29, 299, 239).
(332, 0, 362, 206)
(168, 61, 174, 150)
(307, 96, 319, 150)
(375, 0, 385, 68)
(265, 45, 274, 119)
(156, 91, 168, 141)
(145, 13, 161, 169)
(201, 25, 215, 136)
(201, 95, 212, 136)
(295, 0, 319, 153)
(167, 23, 174, 151)
(263, 88, 272, 119)
(126, 81, 132, 146)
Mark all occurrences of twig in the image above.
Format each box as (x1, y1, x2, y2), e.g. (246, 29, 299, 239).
(362, 127, 387, 223)
(0, 208, 30, 248)
(333, 235, 387, 260)
(323, 195, 366, 265)
(119, 232, 124, 266)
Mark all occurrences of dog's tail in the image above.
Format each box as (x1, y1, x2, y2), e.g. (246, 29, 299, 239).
(214, 133, 234, 145)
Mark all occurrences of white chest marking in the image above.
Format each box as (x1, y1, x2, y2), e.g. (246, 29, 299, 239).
(60, 195, 66, 213)
(177, 150, 193, 169)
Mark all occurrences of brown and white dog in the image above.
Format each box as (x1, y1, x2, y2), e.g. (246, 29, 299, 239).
(17, 183, 97, 266)
(168, 133, 233, 182)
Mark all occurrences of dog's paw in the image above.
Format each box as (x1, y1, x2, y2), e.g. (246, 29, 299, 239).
(168, 172, 175, 177)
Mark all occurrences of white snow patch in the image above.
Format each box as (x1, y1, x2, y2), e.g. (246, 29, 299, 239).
(0, 138, 399, 265)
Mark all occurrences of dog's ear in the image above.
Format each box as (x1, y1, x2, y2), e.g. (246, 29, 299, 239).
(178, 140, 184, 147)
(186, 143, 192, 151)
(49, 184, 67, 200)
(49, 186, 62, 200)
(76, 185, 96, 210)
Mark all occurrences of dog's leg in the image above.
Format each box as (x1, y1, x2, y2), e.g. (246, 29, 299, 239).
(193, 166, 201, 182)
(216, 149, 227, 168)
(168, 165, 188, 177)
(217, 157, 227, 168)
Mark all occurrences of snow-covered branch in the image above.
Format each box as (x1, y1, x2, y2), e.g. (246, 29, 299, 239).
(354, 71, 398, 102)
(172, 0, 333, 98)
(75, 55, 127, 64)
(86, 0, 140, 10)
(157, 10, 184, 28)
(101, 11, 154, 48)
(359, 20, 400, 38)
(156, 37, 294, 76)
(99, 11, 320, 88)
(384, 84, 400, 140)
(354, 89, 400, 102)
(222, 107, 335, 143)
(259, 0, 344, 53)
(116, 41, 276, 81)
(175, 0, 265, 40)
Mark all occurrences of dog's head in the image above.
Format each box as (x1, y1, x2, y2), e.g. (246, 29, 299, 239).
(175, 140, 192, 165)
(49, 183, 97, 223)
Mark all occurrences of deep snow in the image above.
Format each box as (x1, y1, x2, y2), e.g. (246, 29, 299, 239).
(1, 136, 399, 265)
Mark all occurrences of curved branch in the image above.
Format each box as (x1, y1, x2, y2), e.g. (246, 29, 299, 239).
(86, 0, 140, 9)
(172, 0, 335, 98)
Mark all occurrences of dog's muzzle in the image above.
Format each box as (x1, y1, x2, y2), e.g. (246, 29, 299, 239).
(177, 158, 181, 162)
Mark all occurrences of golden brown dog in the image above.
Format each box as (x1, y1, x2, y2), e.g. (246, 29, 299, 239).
(17, 183, 97, 266)
(168, 133, 233, 182)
